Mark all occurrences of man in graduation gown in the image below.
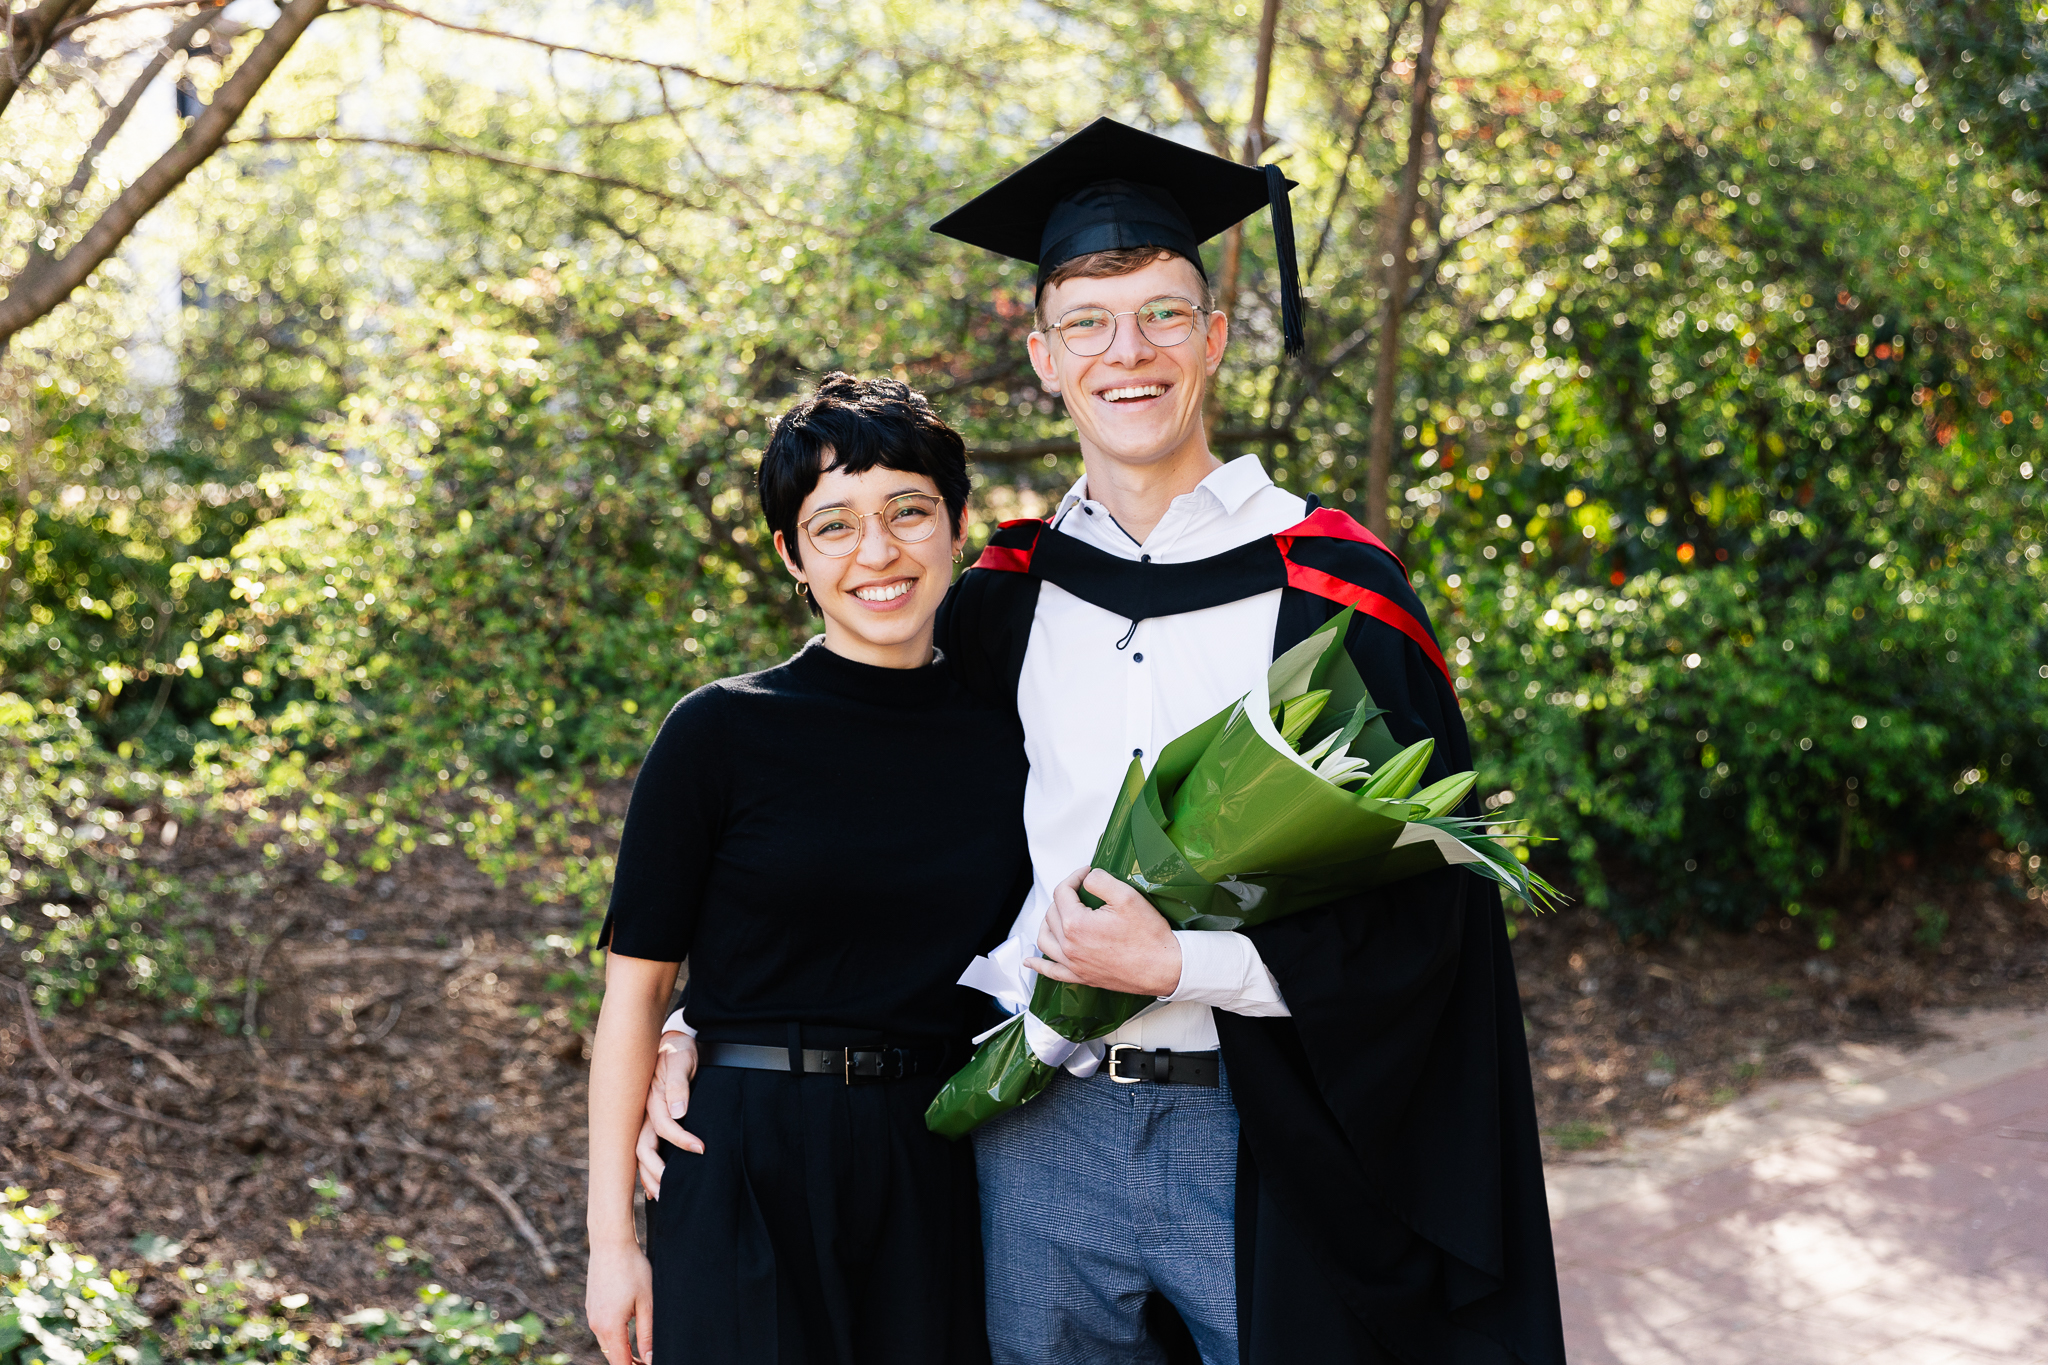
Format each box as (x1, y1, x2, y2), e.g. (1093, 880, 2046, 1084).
(929, 119, 1567, 1365)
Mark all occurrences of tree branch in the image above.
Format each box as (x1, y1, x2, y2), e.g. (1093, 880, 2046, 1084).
(581, 203, 695, 287)
(1213, 0, 1283, 329)
(1303, 0, 1414, 289)
(340, 0, 898, 116)
(52, 0, 206, 38)
(1364, 0, 1447, 539)
(26, 3, 225, 270)
(0, 0, 329, 353)
(275, 1115, 561, 1279)
(1401, 190, 1561, 311)
(9, 975, 215, 1136)
(2, 0, 99, 119)
(1244, 0, 1281, 161)
(229, 132, 706, 206)
(1162, 70, 1233, 156)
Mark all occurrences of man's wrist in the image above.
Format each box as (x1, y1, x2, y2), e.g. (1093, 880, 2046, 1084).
(1149, 934, 1187, 999)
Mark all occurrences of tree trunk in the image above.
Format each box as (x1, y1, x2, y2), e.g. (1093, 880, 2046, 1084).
(1209, 0, 1282, 435)
(0, 360, 35, 624)
(1363, 0, 1447, 540)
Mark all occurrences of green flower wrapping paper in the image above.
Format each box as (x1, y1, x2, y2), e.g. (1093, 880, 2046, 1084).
(927, 607, 1560, 1139)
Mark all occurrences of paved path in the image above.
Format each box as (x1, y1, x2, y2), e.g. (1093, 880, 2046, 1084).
(1550, 1007, 2048, 1364)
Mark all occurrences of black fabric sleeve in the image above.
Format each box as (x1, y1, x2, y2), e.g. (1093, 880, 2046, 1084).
(934, 566, 1040, 711)
(596, 687, 731, 962)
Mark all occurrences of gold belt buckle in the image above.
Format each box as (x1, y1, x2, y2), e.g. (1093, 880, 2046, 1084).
(1106, 1043, 1143, 1084)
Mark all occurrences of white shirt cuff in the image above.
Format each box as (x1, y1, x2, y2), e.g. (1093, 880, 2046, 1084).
(1160, 930, 1291, 1017)
(661, 1008, 695, 1037)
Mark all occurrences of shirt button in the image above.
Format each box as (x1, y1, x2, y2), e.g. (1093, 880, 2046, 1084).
(1133, 653, 1144, 662)
(1140, 553, 1151, 562)
(1132, 747, 1144, 758)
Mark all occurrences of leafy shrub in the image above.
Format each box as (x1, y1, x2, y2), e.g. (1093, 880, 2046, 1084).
(0, 1189, 153, 1365)
(339, 1284, 566, 1365)
(166, 1272, 315, 1364)
(1462, 552, 2046, 934)
(0, 697, 219, 1016)
(0, 1194, 561, 1365)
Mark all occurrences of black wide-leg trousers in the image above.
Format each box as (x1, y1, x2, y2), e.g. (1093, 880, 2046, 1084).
(647, 1058, 988, 1365)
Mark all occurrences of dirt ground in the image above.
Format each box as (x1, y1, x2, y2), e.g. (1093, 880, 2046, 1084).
(1513, 842, 2048, 1149)
(3, 806, 2044, 1361)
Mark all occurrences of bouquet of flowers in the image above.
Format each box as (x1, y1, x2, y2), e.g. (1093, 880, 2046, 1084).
(927, 607, 1560, 1139)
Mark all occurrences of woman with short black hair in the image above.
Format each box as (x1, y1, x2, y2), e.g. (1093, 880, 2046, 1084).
(584, 373, 1027, 1365)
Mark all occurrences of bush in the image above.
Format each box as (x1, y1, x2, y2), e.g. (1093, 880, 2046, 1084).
(0, 1190, 153, 1365)
(0, 1193, 562, 1365)
(340, 1284, 566, 1365)
(1462, 552, 2047, 934)
(0, 696, 219, 1016)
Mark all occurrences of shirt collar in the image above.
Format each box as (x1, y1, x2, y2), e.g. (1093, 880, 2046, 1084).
(1054, 454, 1275, 523)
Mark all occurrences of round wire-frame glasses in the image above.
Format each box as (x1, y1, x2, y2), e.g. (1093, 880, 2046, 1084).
(800, 492, 946, 558)
(1044, 296, 1206, 357)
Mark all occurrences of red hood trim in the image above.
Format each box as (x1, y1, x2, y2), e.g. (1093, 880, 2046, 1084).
(1274, 509, 1449, 685)
(970, 518, 1046, 573)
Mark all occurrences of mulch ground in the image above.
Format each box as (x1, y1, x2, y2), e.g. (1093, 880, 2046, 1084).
(3, 806, 2044, 1361)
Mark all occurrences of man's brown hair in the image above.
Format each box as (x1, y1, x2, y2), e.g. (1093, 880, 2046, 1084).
(1035, 247, 1215, 330)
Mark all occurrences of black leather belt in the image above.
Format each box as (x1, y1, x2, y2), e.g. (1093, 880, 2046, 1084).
(699, 1040, 949, 1084)
(1103, 1044, 1219, 1086)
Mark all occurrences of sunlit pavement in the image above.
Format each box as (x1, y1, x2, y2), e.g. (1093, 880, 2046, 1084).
(1549, 1008, 2048, 1364)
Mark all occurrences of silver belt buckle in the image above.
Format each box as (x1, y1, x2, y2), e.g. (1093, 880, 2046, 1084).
(1106, 1043, 1142, 1084)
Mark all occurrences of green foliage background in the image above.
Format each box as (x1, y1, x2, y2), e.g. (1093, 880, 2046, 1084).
(2, 0, 2045, 1008)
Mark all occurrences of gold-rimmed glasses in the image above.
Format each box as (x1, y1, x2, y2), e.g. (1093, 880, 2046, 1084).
(1044, 295, 1206, 357)
(800, 492, 946, 558)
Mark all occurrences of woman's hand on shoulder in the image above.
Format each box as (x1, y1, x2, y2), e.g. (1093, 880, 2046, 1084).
(585, 1237, 654, 1365)
(635, 1030, 703, 1199)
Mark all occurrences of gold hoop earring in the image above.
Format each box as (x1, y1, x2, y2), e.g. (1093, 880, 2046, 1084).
(795, 581, 809, 597)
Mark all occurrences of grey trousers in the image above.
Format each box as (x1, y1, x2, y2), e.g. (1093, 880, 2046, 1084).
(973, 1061, 1239, 1365)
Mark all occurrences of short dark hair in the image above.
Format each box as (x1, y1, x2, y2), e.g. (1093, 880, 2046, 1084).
(758, 373, 970, 614)
(1036, 247, 1214, 329)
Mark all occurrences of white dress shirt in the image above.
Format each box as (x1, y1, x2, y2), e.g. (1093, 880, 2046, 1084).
(1009, 454, 1304, 1052)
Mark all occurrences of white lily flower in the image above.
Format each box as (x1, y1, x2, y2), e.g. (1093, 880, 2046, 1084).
(1315, 750, 1374, 786)
(1300, 730, 1374, 787)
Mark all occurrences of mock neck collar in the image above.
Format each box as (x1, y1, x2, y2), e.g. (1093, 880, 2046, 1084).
(783, 636, 951, 708)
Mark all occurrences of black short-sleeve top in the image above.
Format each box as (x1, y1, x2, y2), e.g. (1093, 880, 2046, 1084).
(598, 638, 1031, 1042)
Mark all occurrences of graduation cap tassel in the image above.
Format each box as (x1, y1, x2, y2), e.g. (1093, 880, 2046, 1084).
(1264, 163, 1306, 358)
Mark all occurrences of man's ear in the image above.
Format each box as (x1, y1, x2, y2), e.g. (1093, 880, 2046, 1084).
(1203, 306, 1229, 377)
(1026, 330, 1061, 393)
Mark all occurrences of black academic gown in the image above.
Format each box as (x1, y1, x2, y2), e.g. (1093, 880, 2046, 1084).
(937, 506, 1567, 1365)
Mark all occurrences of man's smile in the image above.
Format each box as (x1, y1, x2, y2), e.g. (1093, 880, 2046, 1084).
(1096, 382, 1171, 404)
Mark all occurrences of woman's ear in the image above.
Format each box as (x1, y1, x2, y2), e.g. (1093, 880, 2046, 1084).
(772, 529, 806, 586)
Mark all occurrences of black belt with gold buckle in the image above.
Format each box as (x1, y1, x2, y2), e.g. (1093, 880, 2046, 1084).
(698, 1040, 948, 1084)
(1104, 1043, 1220, 1086)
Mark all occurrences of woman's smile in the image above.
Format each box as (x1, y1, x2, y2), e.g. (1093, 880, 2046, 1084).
(850, 578, 916, 606)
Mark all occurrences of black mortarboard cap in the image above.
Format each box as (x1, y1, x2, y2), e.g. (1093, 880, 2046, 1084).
(932, 117, 1305, 356)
